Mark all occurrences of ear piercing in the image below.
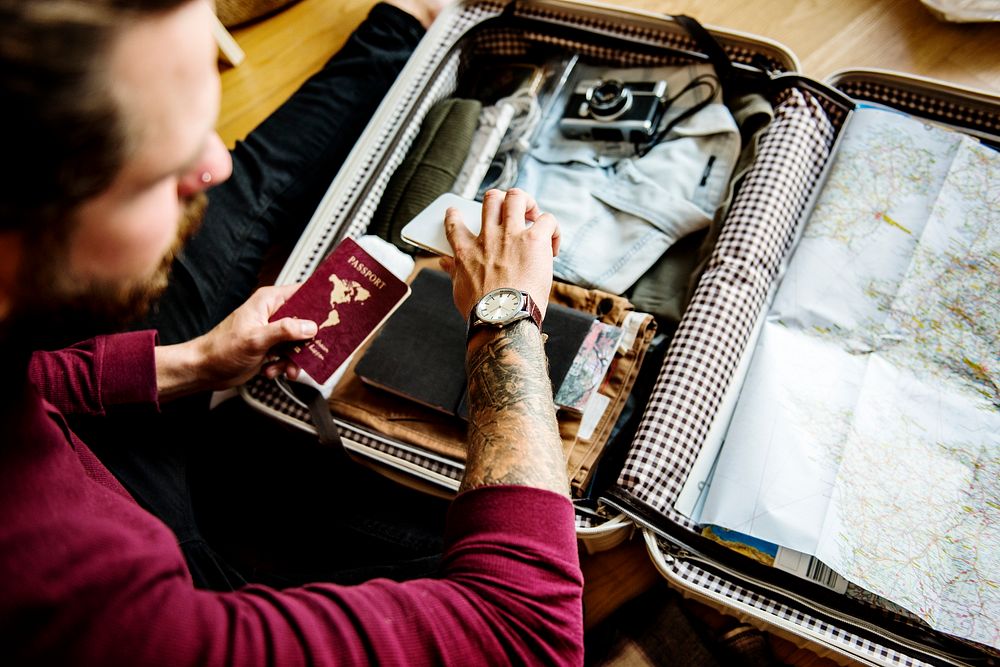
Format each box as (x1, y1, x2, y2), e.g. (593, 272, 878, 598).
(200, 171, 213, 184)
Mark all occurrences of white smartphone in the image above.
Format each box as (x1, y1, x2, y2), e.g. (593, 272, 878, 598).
(399, 193, 483, 257)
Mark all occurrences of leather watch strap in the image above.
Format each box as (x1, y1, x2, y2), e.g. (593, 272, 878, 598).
(524, 293, 543, 330)
(467, 290, 543, 341)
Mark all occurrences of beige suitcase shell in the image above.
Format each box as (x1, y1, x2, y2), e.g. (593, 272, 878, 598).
(240, 2, 1000, 663)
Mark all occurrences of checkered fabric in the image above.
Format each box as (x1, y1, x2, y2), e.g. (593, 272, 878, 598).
(460, 27, 779, 72)
(460, 27, 694, 70)
(644, 530, 976, 667)
(834, 75, 1000, 141)
(647, 533, 944, 667)
(508, 1, 795, 74)
(614, 88, 838, 524)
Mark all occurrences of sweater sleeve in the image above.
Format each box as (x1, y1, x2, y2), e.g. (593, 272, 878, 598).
(25, 485, 583, 666)
(27, 331, 159, 415)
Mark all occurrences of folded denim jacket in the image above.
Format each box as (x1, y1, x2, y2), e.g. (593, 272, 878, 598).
(516, 64, 741, 294)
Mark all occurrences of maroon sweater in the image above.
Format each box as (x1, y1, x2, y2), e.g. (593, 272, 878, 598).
(0, 332, 584, 665)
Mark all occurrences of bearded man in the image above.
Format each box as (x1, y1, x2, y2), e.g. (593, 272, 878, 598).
(0, 0, 582, 664)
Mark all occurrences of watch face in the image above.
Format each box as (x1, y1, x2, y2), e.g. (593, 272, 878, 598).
(476, 288, 523, 323)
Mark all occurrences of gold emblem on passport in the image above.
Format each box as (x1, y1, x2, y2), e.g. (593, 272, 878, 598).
(321, 274, 371, 329)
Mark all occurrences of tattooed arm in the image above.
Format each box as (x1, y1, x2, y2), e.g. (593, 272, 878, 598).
(441, 188, 568, 495)
(461, 320, 567, 493)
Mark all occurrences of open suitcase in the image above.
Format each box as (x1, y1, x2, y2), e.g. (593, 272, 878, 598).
(239, 1, 1000, 664)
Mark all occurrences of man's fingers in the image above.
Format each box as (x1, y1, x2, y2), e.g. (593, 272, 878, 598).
(260, 317, 317, 351)
(479, 189, 505, 238)
(533, 212, 560, 257)
(264, 359, 300, 380)
(444, 206, 475, 255)
(501, 188, 530, 231)
(517, 189, 544, 224)
(272, 282, 302, 297)
(257, 282, 302, 316)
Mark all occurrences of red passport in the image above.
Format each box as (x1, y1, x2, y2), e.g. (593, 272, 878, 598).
(270, 237, 411, 385)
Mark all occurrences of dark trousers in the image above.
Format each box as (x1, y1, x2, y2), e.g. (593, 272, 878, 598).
(79, 4, 448, 591)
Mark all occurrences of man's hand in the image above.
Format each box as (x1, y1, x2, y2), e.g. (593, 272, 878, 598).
(440, 188, 560, 324)
(155, 284, 317, 401)
(441, 188, 568, 497)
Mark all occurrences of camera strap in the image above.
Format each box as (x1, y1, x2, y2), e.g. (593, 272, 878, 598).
(636, 74, 719, 157)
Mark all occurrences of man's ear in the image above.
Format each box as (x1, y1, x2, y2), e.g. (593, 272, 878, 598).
(0, 231, 25, 321)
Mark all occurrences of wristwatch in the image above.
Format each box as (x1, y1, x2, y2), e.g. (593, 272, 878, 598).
(468, 287, 543, 340)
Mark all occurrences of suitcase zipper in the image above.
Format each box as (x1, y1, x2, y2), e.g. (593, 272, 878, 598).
(651, 535, 981, 666)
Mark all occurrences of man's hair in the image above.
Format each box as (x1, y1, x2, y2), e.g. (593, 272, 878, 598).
(0, 0, 194, 233)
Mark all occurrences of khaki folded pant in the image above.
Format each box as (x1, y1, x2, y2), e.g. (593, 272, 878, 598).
(329, 264, 656, 496)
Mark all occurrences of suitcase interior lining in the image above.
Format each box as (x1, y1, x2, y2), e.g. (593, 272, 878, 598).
(835, 75, 1000, 148)
(245, 7, 854, 504)
(645, 532, 986, 667)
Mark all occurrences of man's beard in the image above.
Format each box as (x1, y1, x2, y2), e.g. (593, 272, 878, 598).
(5, 193, 206, 352)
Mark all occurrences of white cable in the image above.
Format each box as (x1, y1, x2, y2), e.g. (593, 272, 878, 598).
(453, 89, 542, 197)
(453, 102, 516, 199)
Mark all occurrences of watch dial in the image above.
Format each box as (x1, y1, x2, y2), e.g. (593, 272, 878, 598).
(478, 290, 522, 322)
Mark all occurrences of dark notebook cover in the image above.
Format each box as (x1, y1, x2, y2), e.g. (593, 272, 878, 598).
(355, 268, 595, 419)
(269, 237, 411, 385)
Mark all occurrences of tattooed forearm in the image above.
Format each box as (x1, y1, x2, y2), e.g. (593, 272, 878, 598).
(460, 320, 569, 495)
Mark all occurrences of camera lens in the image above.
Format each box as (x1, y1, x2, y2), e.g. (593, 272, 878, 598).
(585, 80, 632, 119)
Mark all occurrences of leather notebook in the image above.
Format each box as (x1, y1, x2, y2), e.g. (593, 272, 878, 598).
(354, 268, 595, 419)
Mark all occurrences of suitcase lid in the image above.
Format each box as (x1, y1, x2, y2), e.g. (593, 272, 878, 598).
(611, 65, 999, 525)
(624, 66, 1000, 667)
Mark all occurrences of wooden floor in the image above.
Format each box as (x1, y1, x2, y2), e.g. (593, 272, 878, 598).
(217, 2, 999, 665)
(218, 0, 1000, 147)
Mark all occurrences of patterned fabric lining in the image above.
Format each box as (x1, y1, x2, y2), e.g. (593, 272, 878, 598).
(649, 534, 939, 667)
(461, 27, 692, 69)
(614, 87, 840, 527)
(462, 27, 738, 71)
(835, 77, 1000, 138)
(508, 2, 792, 73)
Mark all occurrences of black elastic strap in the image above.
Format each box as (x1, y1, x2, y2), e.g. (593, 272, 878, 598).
(673, 15, 735, 86)
(672, 14, 774, 102)
(276, 377, 348, 454)
(306, 389, 347, 452)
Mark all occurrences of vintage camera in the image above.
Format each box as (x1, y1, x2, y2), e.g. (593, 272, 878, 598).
(558, 79, 668, 142)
